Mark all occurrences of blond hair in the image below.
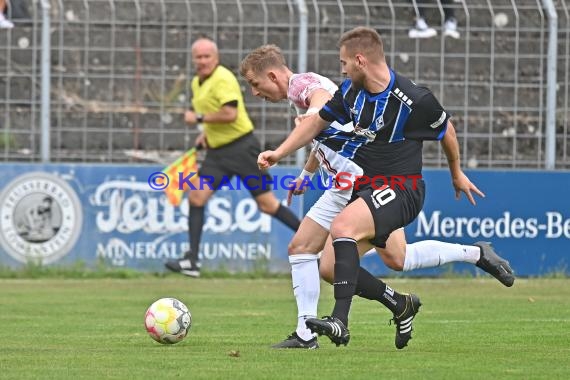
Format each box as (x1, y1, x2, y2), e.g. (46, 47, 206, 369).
(240, 44, 287, 77)
(338, 27, 385, 61)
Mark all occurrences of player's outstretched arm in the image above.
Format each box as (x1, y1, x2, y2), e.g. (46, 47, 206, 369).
(440, 120, 485, 205)
(277, 113, 329, 157)
(258, 113, 329, 169)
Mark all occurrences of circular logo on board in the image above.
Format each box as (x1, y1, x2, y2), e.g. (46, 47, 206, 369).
(0, 172, 83, 264)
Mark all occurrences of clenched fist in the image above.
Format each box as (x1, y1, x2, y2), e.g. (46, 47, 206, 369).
(257, 150, 281, 170)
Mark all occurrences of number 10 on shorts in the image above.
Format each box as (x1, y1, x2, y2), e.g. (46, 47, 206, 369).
(372, 186, 396, 207)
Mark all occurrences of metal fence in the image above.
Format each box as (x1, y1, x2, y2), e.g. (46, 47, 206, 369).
(0, 0, 569, 169)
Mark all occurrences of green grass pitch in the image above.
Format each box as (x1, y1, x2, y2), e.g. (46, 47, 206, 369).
(0, 278, 569, 379)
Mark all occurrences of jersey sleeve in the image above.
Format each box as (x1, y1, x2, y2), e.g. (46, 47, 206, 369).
(404, 89, 450, 141)
(213, 71, 241, 106)
(289, 73, 325, 108)
(319, 82, 351, 125)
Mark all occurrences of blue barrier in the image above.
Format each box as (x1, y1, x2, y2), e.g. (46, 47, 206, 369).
(0, 164, 568, 276)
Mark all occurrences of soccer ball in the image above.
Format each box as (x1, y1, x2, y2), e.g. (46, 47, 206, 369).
(144, 298, 192, 344)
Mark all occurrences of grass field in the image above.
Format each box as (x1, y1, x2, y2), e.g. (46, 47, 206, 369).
(1, 277, 569, 379)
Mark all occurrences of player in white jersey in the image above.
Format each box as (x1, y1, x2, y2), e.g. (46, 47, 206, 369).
(241, 44, 513, 350)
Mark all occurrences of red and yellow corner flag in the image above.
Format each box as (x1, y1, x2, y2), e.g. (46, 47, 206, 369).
(162, 147, 199, 206)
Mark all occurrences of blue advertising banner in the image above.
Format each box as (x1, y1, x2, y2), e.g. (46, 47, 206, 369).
(0, 164, 568, 277)
(0, 164, 302, 273)
(358, 170, 570, 277)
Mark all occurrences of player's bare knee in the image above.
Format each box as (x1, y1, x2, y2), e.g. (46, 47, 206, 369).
(381, 252, 405, 271)
(288, 238, 313, 255)
(329, 219, 356, 240)
(256, 202, 271, 214)
(287, 241, 301, 255)
(388, 257, 405, 271)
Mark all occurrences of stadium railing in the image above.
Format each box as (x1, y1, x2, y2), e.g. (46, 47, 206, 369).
(0, 0, 568, 169)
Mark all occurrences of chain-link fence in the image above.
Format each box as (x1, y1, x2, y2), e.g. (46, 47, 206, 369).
(0, 0, 569, 168)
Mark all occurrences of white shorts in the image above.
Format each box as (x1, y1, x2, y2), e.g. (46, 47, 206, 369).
(305, 142, 363, 230)
(306, 187, 351, 231)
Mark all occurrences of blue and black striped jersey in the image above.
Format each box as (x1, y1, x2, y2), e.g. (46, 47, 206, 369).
(317, 69, 449, 176)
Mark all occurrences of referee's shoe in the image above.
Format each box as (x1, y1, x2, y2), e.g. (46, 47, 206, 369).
(165, 254, 201, 278)
(474, 242, 515, 287)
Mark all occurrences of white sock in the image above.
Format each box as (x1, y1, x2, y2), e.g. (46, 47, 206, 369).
(403, 240, 481, 271)
(289, 254, 320, 341)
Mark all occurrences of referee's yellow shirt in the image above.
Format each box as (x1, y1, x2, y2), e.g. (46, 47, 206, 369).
(191, 65, 254, 148)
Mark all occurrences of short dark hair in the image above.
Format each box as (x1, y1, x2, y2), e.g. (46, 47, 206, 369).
(338, 27, 384, 61)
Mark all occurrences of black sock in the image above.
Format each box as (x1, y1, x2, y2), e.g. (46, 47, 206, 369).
(355, 267, 406, 315)
(331, 238, 360, 326)
(272, 204, 300, 231)
(188, 204, 204, 263)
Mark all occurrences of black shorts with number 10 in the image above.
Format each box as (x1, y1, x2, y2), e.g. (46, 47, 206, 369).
(357, 177, 425, 248)
(199, 132, 272, 197)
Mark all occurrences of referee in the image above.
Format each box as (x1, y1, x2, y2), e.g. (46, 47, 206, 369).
(165, 38, 300, 277)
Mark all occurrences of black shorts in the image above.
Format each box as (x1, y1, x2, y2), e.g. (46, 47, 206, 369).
(357, 177, 425, 248)
(199, 133, 272, 197)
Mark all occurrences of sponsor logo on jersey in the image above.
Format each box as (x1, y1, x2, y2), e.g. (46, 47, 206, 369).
(375, 115, 384, 130)
(354, 123, 377, 142)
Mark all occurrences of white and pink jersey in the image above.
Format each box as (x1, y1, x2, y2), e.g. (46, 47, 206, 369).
(288, 72, 338, 114)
